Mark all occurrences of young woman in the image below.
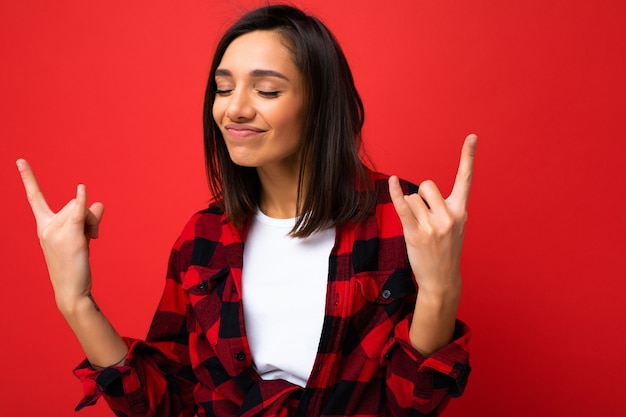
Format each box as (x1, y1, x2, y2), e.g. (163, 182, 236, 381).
(17, 5, 475, 416)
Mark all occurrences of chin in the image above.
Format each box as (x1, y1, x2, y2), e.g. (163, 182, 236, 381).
(228, 155, 259, 168)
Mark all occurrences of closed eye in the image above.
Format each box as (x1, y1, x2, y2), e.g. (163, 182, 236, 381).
(257, 90, 281, 98)
(215, 89, 233, 96)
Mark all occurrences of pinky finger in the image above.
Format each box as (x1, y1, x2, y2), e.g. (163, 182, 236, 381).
(389, 176, 419, 230)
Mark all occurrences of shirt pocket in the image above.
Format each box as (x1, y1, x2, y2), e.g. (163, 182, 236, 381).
(182, 266, 230, 345)
(349, 269, 416, 359)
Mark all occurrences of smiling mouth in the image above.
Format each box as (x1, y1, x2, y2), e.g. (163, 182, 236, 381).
(225, 124, 266, 138)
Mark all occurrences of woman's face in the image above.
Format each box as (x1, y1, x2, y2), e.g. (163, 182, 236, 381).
(212, 30, 306, 173)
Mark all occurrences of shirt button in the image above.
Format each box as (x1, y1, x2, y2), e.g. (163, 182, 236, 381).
(381, 289, 392, 299)
(235, 352, 246, 361)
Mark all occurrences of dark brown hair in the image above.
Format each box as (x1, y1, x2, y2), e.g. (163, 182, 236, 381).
(203, 4, 375, 237)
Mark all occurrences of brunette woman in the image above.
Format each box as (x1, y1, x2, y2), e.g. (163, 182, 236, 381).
(18, 5, 475, 416)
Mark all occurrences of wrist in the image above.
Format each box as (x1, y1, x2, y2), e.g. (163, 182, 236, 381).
(417, 281, 461, 304)
(415, 291, 460, 321)
(56, 293, 98, 319)
(410, 288, 461, 356)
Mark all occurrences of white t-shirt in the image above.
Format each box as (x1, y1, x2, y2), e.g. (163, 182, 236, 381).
(242, 209, 335, 387)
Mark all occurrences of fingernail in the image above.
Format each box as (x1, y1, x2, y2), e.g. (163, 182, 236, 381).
(389, 176, 399, 187)
(77, 184, 85, 196)
(16, 159, 24, 171)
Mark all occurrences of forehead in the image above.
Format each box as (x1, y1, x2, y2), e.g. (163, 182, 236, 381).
(218, 30, 297, 75)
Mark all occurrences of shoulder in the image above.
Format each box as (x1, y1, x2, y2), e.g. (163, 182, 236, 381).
(348, 170, 415, 272)
(353, 168, 419, 232)
(169, 202, 243, 273)
(172, 202, 230, 250)
(367, 169, 419, 206)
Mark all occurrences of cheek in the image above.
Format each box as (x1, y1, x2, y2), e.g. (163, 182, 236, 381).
(212, 99, 224, 123)
(286, 105, 305, 138)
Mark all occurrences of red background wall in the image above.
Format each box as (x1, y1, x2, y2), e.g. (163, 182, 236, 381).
(1, 0, 625, 415)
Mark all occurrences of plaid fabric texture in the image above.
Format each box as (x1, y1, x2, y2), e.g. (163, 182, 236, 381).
(74, 172, 471, 416)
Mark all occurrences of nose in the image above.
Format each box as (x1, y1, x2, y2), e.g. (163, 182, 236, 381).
(225, 89, 255, 121)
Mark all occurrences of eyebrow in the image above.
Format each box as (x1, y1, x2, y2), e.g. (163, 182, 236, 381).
(214, 68, 290, 81)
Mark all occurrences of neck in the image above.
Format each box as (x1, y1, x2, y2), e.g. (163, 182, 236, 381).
(256, 164, 305, 219)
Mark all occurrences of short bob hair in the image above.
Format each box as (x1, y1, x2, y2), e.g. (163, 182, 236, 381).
(203, 4, 376, 237)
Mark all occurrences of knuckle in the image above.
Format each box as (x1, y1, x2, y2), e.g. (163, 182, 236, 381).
(433, 214, 458, 237)
(419, 179, 435, 190)
(420, 222, 435, 237)
(440, 216, 454, 232)
(70, 212, 84, 223)
(40, 228, 60, 246)
(403, 194, 419, 207)
(393, 200, 411, 217)
(26, 190, 38, 203)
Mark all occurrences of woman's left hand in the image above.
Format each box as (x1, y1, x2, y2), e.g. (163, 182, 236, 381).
(388, 134, 477, 354)
(389, 134, 477, 297)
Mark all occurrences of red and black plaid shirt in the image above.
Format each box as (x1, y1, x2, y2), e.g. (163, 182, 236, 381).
(74, 172, 471, 416)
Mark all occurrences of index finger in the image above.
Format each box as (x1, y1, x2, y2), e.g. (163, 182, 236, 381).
(448, 134, 477, 209)
(16, 158, 53, 222)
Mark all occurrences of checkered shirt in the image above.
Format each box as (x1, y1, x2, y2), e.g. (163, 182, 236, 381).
(74, 172, 471, 416)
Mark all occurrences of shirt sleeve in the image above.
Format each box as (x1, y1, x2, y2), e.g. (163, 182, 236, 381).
(72, 220, 199, 416)
(380, 317, 471, 416)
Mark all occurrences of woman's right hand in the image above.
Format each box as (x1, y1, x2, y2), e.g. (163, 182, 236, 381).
(17, 159, 104, 314)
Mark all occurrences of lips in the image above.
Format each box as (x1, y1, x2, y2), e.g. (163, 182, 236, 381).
(224, 124, 266, 138)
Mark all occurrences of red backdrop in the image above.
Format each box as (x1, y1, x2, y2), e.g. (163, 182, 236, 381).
(1, 0, 625, 415)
